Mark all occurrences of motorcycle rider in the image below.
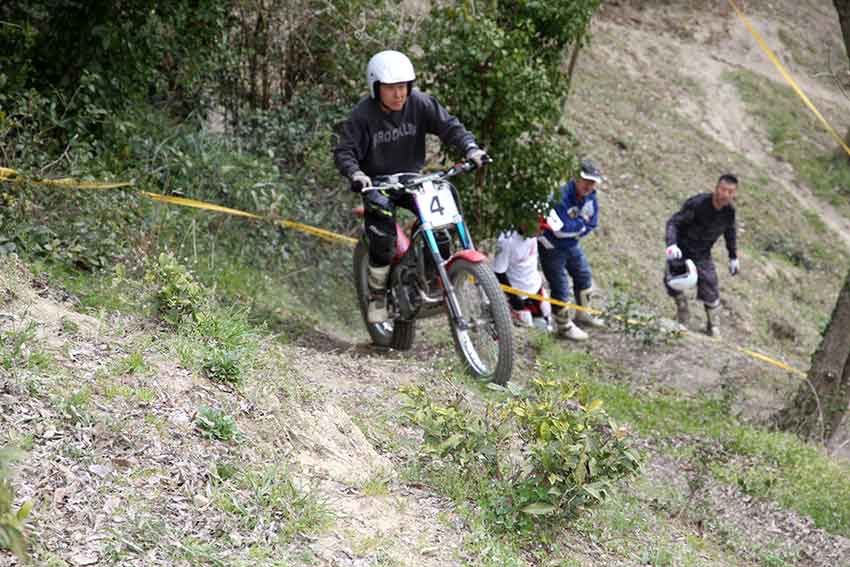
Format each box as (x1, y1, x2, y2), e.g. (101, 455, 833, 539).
(664, 173, 740, 337)
(333, 50, 487, 323)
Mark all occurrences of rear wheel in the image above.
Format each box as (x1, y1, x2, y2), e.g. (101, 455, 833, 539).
(447, 259, 513, 385)
(353, 239, 415, 350)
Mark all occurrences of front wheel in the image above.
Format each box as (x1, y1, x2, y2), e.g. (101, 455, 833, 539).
(447, 259, 514, 385)
(353, 239, 415, 350)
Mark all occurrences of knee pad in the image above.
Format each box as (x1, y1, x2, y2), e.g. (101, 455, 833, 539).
(367, 224, 395, 266)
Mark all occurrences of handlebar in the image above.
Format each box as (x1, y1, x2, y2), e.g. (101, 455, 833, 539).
(359, 156, 492, 194)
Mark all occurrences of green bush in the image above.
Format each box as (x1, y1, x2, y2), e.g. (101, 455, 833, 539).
(401, 376, 640, 532)
(146, 252, 204, 320)
(507, 378, 640, 522)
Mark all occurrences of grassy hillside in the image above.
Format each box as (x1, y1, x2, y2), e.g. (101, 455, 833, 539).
(2, 0, 850, 566)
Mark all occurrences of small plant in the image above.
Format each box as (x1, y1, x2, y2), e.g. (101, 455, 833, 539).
(57, 386, 93, 425)
(607, 293, 676, 346)
(0, 321, 38, 370)
(59, 316, 80, 336)
(195, 406, 238, 442)
(116, 351, 148, 375)
(213, 466, 330, 542)
(146, 252, 204, 321)
(202, 347, 242, 385)
(0, 447, 32, 561)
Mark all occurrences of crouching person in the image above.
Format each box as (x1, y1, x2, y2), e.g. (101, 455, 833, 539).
(493, 229, 552, 331)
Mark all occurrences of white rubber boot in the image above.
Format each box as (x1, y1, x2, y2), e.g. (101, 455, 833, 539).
(574, 288, 605, 328)
(367, 264, 390, 324)
(554, 308, 588, 342)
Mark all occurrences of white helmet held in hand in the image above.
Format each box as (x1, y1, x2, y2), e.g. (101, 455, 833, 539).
(367, 50, 415, 99)
(666, 258, 698, 292)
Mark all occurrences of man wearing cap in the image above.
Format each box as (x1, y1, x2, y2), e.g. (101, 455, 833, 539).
(538, 159, 605, 341)
(664, 173, 740, 338)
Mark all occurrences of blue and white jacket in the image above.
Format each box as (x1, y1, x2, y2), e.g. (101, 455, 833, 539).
(537, 180, 598, 250)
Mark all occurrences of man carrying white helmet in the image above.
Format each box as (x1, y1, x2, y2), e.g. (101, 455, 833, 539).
(333, 50, 488, 324)
(664, 174, 740, 337)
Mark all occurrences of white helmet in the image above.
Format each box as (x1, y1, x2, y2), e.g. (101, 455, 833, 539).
(366, 50, 415, 99)
(666, 258, 698, 292)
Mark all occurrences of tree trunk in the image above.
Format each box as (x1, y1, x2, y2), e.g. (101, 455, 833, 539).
(835, 1, 850, 161)
(835, 0, 850, 60)
(774, 271, 850, 441)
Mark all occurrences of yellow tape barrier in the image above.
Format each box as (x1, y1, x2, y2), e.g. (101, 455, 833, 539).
(500, 284, 806, 377)
(1, 167, 804, 378)
(0, 166, 135, 190)
(728, 0, 850, 158)
(140, 191, 358, 246)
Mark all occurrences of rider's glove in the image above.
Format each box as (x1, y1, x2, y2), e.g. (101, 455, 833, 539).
(350, 171, 372, 192)
(665, 244, 683, 260)
(466, 147, 487, 167)
(729, 258, 739, 276)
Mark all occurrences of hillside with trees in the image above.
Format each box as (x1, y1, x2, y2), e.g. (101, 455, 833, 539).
(1, 1, 850, 565)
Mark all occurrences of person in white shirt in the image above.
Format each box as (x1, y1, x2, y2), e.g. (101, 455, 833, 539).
(492, 230, 551, 330)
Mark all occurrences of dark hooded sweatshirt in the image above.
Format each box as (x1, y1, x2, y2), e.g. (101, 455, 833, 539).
(333, 89, 478, 179)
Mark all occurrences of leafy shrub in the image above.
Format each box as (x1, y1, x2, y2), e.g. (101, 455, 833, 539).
(401, 376, 640, 532)
(506, 378, 640, 524)
(0, 447, 31, 560)
(146, 252, 204, 321)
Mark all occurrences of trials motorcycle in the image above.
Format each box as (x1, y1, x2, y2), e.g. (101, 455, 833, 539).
(352, 160, 514, 385)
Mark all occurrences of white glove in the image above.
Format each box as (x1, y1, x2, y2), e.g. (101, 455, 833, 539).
(666, 244, 682, 260)
(351, 171, 372, 191)
(729, 258, 739, 276)
(466, 147, 487, 167)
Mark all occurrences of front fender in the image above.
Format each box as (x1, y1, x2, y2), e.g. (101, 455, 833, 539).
(445, 249, 487, 270)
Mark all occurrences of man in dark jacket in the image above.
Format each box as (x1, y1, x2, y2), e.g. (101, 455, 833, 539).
(334, 50, 486, 323)
(664, 174, 740, 337)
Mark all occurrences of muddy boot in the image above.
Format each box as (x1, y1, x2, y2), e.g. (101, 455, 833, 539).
(574, 288, 605, 328)
(367, 264, 390, 323)
(704, 304, 720, 338)
(553, 307, 588, 342)
(674, 294, 690, 327)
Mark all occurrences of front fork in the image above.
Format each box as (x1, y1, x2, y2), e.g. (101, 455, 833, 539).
(423, 221, 476, 331)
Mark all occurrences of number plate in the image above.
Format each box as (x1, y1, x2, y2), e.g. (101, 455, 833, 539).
(415, 181, 460, 228)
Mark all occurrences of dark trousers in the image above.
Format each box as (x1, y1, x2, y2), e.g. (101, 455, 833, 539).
(363, 190, 414, 266)
(538, 242, 593, 310)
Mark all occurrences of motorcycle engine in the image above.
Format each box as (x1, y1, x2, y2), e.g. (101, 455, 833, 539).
(391, 263, 421, 320)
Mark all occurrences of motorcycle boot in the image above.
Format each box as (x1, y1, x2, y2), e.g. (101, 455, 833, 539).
(367, 263, 391, 323)
(574, 287, 605, 328)
(553, 307, 588, 342)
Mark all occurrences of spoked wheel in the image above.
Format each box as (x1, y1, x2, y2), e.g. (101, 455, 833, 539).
(447, 259, 513, 385)
(353, 239, 415, 350)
